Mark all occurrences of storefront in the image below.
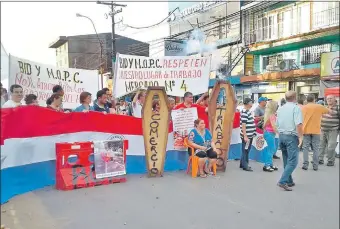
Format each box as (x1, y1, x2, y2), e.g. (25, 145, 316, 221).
(251, 82, 289, 102)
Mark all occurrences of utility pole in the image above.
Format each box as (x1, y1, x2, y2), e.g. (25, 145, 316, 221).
(97, 1, 126, 80)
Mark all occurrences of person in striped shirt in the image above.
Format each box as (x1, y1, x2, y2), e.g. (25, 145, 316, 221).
(319, 95, 340, 166)
(240, 98, 256, 172)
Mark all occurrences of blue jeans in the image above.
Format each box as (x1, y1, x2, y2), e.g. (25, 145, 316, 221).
(278, 134, 299, 185)
(240, 137, 253, 169)
(263, 131, 277, 167)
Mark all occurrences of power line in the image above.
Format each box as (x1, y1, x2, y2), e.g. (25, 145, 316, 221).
(123, 7, 179, 30)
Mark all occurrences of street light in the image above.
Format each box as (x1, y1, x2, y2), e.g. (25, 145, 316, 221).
(76, 13, 104, 88)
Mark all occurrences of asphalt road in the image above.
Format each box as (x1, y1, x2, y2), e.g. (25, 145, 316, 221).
(1, 152, 339, 229)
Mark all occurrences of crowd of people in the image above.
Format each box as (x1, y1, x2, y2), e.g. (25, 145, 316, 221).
(1, 83, 339, 191)
(238, 91, 339, 191)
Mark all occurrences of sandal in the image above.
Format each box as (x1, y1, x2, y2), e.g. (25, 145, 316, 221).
(204, 169, 213, 175)
(199, 173, 207, 178)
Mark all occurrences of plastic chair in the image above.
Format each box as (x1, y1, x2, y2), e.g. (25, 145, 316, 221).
(183, 138, 217, 178)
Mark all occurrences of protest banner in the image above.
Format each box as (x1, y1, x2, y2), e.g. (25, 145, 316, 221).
(113, 53, 211, 98)
(9, 55, 99, 109)
(171, 108, 198, 149)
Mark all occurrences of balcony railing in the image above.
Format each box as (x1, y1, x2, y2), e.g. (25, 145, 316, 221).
(243, 7, 339, 45)
(313, 7, 339, 29)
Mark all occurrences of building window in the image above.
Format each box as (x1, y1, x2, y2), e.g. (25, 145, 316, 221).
(262, 54, 282, 71)
(246, 3, 311, 44)
(300, 44, 331, 65)
(313, 2, 339, 29)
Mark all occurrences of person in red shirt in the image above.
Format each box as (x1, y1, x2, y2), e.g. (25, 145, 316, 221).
(196, 92, 209, 108)
(174, 92, 209, 129)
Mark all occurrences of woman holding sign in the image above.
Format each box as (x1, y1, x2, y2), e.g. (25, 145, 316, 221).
(188, 119, 218, 178)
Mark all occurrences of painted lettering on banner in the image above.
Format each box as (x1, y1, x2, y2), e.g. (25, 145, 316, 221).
(214, 106, 226, 167)
(9, 55, 99, 108)
(114, 54, 211, 97)
(149, 113, 160, 174)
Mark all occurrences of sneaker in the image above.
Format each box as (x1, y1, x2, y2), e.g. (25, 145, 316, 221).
(319, 159, 324, 165)
(243, 167, 253, 172)
(313, 164, 318, 171)
(302, 163, 308, 170)
(270, 165, 279, 171)
(273, 155, 280, 159)
(263, 166, 274, 172)
(287, 182, 296, 187)
(277, 183, 293, 191)
(327, 161, 335, 166)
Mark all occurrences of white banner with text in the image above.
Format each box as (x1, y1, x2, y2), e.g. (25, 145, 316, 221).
(9, 55, 99, 109)
(114, 53, 211, 97)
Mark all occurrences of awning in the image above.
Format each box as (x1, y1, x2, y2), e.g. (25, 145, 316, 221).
(240, 68, 320, 83)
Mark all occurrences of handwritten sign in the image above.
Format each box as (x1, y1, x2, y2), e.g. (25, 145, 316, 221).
(142, 87, 170, 177)
(9, 55, 99, 109)
(114, 53, 211, 97)
(171, 108, 198, 149)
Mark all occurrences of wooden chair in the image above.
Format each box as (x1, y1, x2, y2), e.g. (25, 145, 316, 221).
(183, 138, 217, 178)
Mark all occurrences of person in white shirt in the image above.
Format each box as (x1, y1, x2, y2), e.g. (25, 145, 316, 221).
(1, 82, 8, 107)
(132, 89, 146, 118)
(2, 84, 23, 108)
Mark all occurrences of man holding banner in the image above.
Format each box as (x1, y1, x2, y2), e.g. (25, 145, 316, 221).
(2, 84, 23, 108)
(174, 91, 209, 129)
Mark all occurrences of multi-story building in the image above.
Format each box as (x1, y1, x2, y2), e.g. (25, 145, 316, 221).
(240, 1, 339, 101)
(48, 33, 149, 73)
(167, 1, 245, 91)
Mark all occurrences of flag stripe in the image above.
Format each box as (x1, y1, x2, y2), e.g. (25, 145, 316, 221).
(1, 106, 240, 144)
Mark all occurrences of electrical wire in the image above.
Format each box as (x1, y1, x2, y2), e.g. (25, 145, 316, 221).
(58, 2, 283, 70)
(122, 7, 179, 30)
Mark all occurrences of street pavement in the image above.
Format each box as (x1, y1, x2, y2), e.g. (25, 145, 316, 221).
(1, 152, 339, 229)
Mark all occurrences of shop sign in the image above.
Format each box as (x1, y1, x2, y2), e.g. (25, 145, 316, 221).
(251, 82, 288, 93)
(170, 1, 224, 22)
(164, 40, 187, 56)
(321, 51, 340, 79)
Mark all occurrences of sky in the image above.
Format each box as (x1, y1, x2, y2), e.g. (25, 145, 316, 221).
(1, 1, 170, 66)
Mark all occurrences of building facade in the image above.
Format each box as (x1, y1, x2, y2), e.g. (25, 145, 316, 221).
(167, 1, 245, 83)
(49, 33, 149, 73)
(240, 1, 339, 100)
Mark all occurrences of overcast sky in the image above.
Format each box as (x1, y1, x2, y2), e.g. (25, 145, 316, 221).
(1, 1, 169, 65)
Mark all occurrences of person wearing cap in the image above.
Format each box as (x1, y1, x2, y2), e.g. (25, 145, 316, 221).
(239, 98, 256, 171)
(255, 97, 280, 159)
(254, 97, 268, 121)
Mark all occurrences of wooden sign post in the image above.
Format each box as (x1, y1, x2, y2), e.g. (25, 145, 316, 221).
(208, 81, 236, 172)
(142, 87, 170, 177)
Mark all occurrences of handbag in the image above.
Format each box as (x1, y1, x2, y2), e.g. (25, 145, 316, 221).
(257, 119, 264, 130)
